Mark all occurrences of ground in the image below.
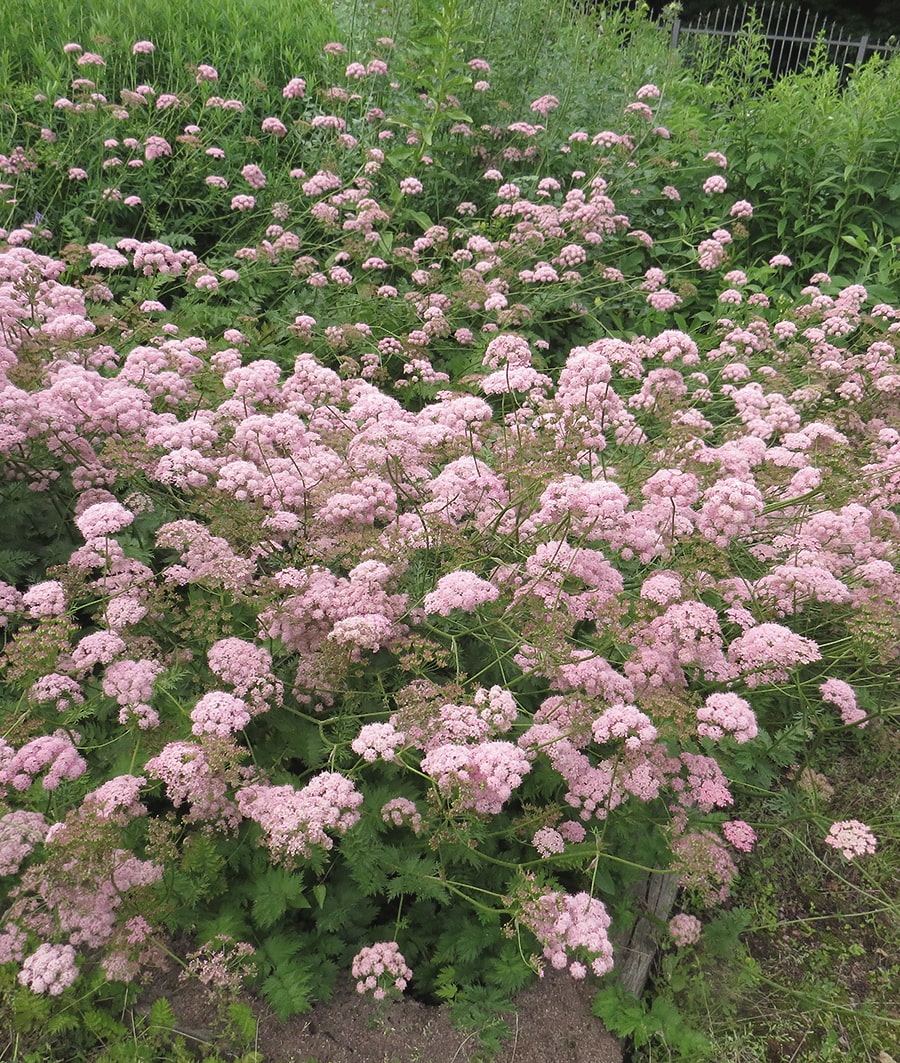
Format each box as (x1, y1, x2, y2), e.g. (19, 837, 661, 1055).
(140, 965, 624, 1063)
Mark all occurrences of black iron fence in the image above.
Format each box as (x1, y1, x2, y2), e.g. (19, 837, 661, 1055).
(668, 2, 898, 79)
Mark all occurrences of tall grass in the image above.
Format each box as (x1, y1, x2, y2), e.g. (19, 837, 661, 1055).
(0, 0, 341, 91)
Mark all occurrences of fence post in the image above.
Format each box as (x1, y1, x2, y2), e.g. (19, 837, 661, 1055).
(855, 34, 870, 65)
(670, 18, 681, 49)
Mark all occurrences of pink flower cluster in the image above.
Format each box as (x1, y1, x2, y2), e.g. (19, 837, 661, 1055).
(824, 820, 877, 860)
(352, 941, 412, 999)
(423, 571, 499, 615)
(421, 741, 531, 814)
(519, 886, 614, 978)
(18, 943, 79, 995)
(668, 913, 702, 947)
(696, 693, 758, 744)
(235, 773, 363, 863)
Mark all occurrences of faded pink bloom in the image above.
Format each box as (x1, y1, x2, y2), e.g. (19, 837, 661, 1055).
(21, 581, 66, 618)
(722, 820, 757, 852)
(283, 77, 306, 98)
(530, 94, 560, 116)
(74, 501, 134, 539)
(532, 827, 565, 857)
(519, 886, 614, 977)
(703, 175, 728, 194)
(190, 691, 251, 737)
(697, 693, 758, 744)
(668, 913, 702, 946)
(381, 797, 422, 833)
(352, 723, 405, 762)
(423, 571, 499, 615)
(18, 943, 78, 995)
(820, 678, 867, 728)
(824, 820, 877, 860)
(0, 811, 47, 875)
(399, 176, 423, 195)
(352, 942, 412, 998)
(261, 117, 287, 137)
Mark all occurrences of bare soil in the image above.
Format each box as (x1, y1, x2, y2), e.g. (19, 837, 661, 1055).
(141, 965, 624, 1063)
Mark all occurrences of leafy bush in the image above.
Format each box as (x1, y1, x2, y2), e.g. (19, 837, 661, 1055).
(0, 3, 897, 1060)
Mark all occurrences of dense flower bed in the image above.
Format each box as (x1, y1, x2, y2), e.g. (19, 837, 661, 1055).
(0, 17, 896, 1026)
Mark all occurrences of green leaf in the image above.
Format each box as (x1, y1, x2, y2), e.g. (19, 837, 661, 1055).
(227, 1002, 258, 1043)
(251, 867, 310, 930)
(261, 961, 313, 1020)
(408, 210, 434, 231)
(147, 996, 176, 1035)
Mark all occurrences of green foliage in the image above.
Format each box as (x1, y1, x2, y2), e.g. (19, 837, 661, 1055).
(1, 3, 899, 1062)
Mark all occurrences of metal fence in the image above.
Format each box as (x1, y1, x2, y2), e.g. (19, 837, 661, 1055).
(668, 2, 899, 80)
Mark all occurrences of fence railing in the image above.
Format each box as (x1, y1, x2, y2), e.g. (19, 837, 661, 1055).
(668, 2, 898, 79)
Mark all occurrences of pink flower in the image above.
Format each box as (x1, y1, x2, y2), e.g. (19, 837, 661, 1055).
(131, 40, 155, 54)
(722, 820, 757, 852)
(195, 64, 218, 82)
(283, 77, 306, 99)
(18, 943, 78, 996)
(0, 811, 47, 875)
(381, 798, 422, 833)
(703, 175, 728, 194)
(824, 820, 877, 860)
(230, 194, 255, 211)
(668, 914, 702, 946)
(241, 163, 267, 189)
(423, 571, 499, 615)
(728, 623, 821, 687)
(730, 199, 753, 218)
(190, 691, 251, 737)
(819, 678, 867, 728)
(74, 501, 134, 539)
(532, 827, 565, 858)
(530, 94, 560, 116)
(261, 117, 287, 137)
(519, 887, 614, 977)
(697, 693, 758, 743)
(352, 723, 405, 762)
(235, 773, 363, 863)
(21, 581, 66, 618)
(399, 176, 423, 195)
(352, 942, 412, 997)
(144, 135, 172, 161)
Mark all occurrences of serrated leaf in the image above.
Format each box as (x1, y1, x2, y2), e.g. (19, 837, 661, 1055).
(227, 1002, 258, 1043)
(252, 867, 310, 929)
(147, 995, 175, 1034)
(261, 961, 312, 1020)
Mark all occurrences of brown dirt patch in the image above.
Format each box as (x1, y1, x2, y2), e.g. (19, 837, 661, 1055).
(140, 967, 624, 1063)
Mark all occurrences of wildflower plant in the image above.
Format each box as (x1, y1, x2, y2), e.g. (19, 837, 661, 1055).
(0, 2, 897, 1056)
